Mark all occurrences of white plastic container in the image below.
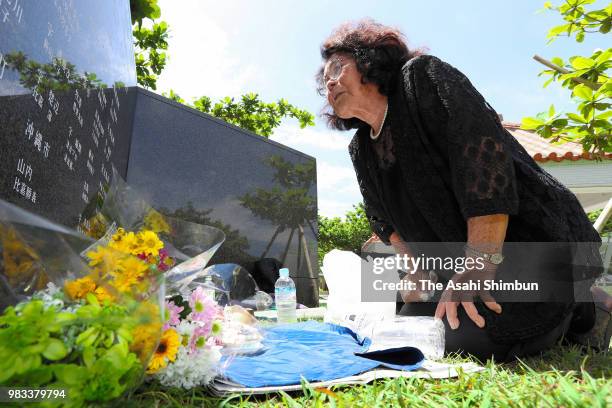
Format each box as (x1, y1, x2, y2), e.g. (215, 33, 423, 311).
(322, 249, 396, 322)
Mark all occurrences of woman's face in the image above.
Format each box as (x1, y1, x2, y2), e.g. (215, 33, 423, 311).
(323, 54, 371, 119)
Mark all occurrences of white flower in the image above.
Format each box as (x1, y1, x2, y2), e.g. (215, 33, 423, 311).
(155, 345, 222, 389)
(31, 282, 66, 310)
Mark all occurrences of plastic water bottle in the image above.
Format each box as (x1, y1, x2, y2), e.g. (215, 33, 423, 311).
(275, 268, 297, 324)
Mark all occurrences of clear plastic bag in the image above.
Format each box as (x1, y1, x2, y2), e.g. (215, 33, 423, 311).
(337, 313, 445, 360)
(79, 168, 226, 293)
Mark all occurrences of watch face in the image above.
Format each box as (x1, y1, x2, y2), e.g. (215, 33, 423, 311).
(490, 253, 504, 264)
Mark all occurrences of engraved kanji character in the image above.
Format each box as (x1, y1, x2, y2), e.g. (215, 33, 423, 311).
(43, 142, 49, 158)
(25, 164, 32, 181)
(13, 177, 21, 192)
(53, 100, 59, 114)
(25, 118, 34, 139)
(20, 181, 26, 196)
(47, 21, 53, 37)
(25, 186, 31, 199)
(12, 0, 21, 23)
(83, 181, 88, 192)
(47, 109, 52, 122)
(16, 158, 25, 174)
(33, 131, 42, 151)
(2, 8, 9, 23)
(31, 191, 36, 203)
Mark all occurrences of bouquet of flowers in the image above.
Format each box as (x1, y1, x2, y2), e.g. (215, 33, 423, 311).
(148, 287, 224, 389)
(0, 204, 167, 407)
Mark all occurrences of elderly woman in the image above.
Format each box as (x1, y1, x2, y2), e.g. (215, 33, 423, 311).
(317, 20, 609, 362)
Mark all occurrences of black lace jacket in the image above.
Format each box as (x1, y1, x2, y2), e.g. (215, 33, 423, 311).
(348, 55, 602, 342)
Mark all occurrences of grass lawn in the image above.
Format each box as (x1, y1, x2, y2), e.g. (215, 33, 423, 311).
(125, 340, 611, 407)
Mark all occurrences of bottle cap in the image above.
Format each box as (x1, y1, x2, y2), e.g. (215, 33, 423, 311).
(279, 268, 289, 278)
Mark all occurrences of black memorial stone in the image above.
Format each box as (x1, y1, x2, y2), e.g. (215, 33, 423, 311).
(0, 1, 319, 306)
(125, 89, 319, 306)
(0, 0, 136, 227)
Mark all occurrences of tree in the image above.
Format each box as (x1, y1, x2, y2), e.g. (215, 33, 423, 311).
(163, 91, 315, 138)
(130, 0, 169, 90)
(522, 0, 611, 157)
(317, 203, 372, 266)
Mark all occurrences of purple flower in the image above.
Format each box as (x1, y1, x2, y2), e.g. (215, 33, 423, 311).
(163, 300, 184, 330)
(188, 286, 218, 323)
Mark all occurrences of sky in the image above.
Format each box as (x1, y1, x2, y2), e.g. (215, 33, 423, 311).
(154, 0, 605, 219)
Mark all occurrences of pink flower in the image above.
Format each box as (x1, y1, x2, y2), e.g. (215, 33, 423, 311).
(163, 300, 184, 330)
(189, 325, 211, 354)
(188, 286, 218, 323)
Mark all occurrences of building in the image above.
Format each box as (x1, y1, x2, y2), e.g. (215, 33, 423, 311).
(504, 122, 612, 212)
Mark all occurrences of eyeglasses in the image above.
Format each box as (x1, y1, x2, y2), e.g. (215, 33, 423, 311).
(323, 58, 353, 84)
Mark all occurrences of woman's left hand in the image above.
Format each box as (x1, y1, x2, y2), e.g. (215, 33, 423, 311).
(434, 264, 502, 329)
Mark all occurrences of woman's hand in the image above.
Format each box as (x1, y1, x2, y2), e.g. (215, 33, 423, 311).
(434, 263, 502, 329)
(361, 234, 381, 252)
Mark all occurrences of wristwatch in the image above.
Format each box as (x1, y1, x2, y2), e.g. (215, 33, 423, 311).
(464, 245, 504, 265)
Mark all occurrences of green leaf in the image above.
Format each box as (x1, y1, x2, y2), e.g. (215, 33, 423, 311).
(54, 364, 88, 385)
(600, 20, 611, 33)
(42, 338, 68, 361)
(548, 104, 555, 117)
(83, 346, 96, 368)
(547, 23, 571, 38)
(551, 56, 565, 66)
(573, 84, 593, 100)
(571, 56, 596, 70)
(576, 31, 585, 42)
(521, 117, 545, 130)
(567, 112, 589, 123)
(594, 49, 612, 65)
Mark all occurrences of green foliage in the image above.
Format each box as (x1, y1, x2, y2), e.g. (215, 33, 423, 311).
(522, 1, 611, 156)
(127, 344, 611, 407)
(588, 207, 612, 235)
(0, 297, 145, 406)
(317, 202, 372, 266)
(165, 90, 315, 138)
(544, 0, 612, 42)
(130, 0, 169, 90)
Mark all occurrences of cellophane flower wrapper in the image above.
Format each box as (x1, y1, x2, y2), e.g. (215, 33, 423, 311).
(80, 168, 226, 294)
(0, 198, 166, 407)
(74, 170, 237, 390)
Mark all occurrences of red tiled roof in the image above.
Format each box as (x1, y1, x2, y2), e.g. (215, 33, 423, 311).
(503, 122, 612, 163)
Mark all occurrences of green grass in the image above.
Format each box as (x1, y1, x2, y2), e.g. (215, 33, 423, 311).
(124, 342, 611, 408)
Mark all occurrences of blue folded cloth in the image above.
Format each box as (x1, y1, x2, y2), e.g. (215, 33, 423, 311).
(221, 321, 424, 388)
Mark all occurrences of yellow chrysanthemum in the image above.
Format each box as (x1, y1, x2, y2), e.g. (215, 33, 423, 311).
(130, 321, 163, 362)
(64, 276, 97, 300)
(144, 210, 171, 234)
(110, 256, 148, 292)
(137, 230, 164, 257)
(146, 329, 180, 373)
(109, 230, 139, 255)
(86, 246, 125, 277)
(93, 285, 115, 302)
